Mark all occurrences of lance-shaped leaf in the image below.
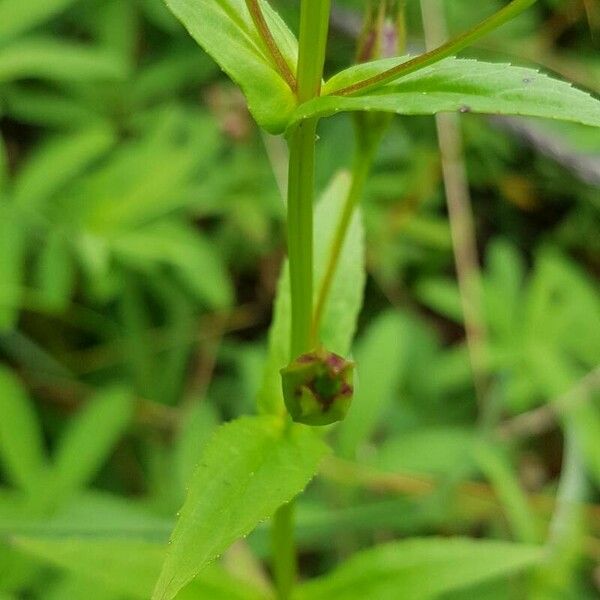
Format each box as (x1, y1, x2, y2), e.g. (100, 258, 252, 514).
(153, 416, 329, 600)
(337, 311, 409, 459)
(0, 37, 128, 84)
(0, 205, 26, 331)
(0, 366, 47, 492)
(295, 537, 541, 600)
(290, 58, 600, 128)
(0, 133, 8, 192)
(49, 386, 133, 502)
(13, 126, 115, 212)
(11, 536, 268, 600)
(166, 0, 297, 133)
(0, 0, 81, 43)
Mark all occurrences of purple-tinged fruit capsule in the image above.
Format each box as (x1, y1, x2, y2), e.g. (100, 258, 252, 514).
(281, 348, 354, 426)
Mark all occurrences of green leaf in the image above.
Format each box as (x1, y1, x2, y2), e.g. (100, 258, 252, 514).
(474, 441, 539, 544)
(132, 52, 219, 104)
(165, 0, 297, 133)
(524, 249, 600, 369)
(13, 127, 115, 211)
(153, 415, 329, 600)
(324, 0, 538, 97)
(12, 537, 162, 599)
(112, 221, 233, 309)
(0, 133, 8, 193)
(292, 59, 600, 128)
(0, 205, 26, 331)
(118, 279, 155, 399)
(314, 172, 366, 356)
(3, 85, 106, 129)
(10, 536, 267, 600)
(93, 0, 138, 67)
(258, 171, 365, 415)
(80, 109, 219, 229)
(44, 576, 119, 600)
(173, 403, 219, 497)
(414, 278, 463, 323)
(34, 230, 75, 313)
(0, 37, 128, 84)
(376, 428, 476, 479)
(0, 490, 172, 538)
(324, 56, 411, 97)
(0, 366, 47, 492)
(295, 538, 541, 600)
(337, 311, 408, 459)
(566, 401, 600, 490)
(140, 0, 180, 33)
(0, 0, 80, 43)
(483, 239, 525, 341)
(50, 386, 133, 500)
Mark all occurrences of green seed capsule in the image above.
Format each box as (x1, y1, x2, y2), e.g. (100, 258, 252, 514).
(280, 348, 354, 426)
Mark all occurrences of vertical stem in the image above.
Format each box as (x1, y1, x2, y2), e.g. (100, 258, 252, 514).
(287, 0, 331, 359)
(296, 0, 331, 103)
(273, 2, 332, 599)
(420, 0, 490, 419)
(287, 118, 317, 358)
(271, 501, 296, 599)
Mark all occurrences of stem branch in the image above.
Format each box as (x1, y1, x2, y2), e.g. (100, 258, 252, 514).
(331, 0, 538, 96)
(287, 0, 331, 359)
(274, 1, 332, 597)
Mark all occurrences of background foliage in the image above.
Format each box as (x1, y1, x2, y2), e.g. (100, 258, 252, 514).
(0, 0, 599, 598)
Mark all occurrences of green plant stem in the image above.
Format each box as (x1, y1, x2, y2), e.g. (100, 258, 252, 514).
(331, 0, 538, 96)
(287, 0, 331, 360)
(287, 118, 317, 359)
(296, 0, 331, 103)
(274, 1, 332, 598)
(271, 501, 295, 599)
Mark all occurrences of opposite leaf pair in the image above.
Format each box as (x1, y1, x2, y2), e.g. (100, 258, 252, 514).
(167, 0, 600, 133)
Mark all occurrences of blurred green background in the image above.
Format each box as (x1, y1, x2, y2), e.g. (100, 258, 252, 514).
(0, 0, 599, 598)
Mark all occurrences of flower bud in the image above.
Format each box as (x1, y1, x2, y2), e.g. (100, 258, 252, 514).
(356, 0, 405, 63)
(281, 348, 354, 426)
